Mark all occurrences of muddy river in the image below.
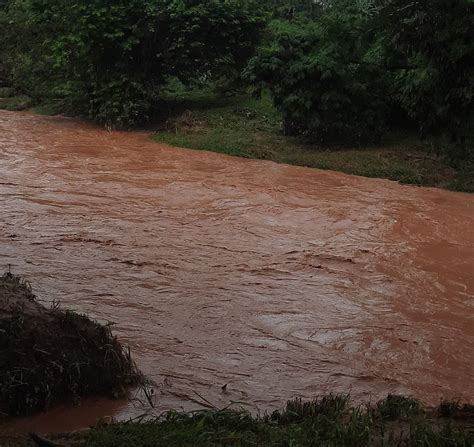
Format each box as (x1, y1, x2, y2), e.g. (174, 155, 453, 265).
(0, 110, 473, 433)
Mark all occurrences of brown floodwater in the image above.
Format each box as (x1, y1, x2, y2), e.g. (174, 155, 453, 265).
(0, 110, 473, 434)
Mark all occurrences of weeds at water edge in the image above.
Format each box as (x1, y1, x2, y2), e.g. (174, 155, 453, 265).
(84, 394, 474, 446)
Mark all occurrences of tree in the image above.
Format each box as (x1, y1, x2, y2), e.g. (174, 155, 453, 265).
(2, 0, 265, 127)
(379, 0, 473, 161)
(251, 0, 473, 159)
(249, 0, 389, 143)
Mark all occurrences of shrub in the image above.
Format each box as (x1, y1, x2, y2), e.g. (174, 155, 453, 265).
(250, 1, 390, 144)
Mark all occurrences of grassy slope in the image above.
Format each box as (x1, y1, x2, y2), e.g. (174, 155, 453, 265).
(152, 88, 472, 192)
(0, 95, 32, 111)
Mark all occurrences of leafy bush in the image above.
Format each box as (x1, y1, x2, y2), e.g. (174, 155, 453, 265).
(259, 0, 326, 19)
(250, 1, 390, 144)
(87, 77, 151, 129)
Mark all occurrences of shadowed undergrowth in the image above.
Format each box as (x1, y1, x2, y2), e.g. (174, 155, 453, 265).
(0, 272, 143, 419)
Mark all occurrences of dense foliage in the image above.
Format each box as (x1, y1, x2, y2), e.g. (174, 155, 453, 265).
(0, 0, 265, 126)
(379, 0, 473, 161)
(1, 0, 472, 162)
(260, 0, 326, 19)
(251, 0, 473, 158)
(249, 2, 389, 143)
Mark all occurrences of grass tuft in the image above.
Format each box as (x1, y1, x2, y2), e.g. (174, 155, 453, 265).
(375, 394, 424, 421)
(438, 400, 474, 420)
(270, 394, 350, 424)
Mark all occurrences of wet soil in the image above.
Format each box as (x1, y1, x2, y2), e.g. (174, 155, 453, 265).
(0, 110, 473, 433)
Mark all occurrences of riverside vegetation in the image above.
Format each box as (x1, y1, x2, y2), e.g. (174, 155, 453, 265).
(0, 271, 143, 419)
(152, 83, 473, 191)
(77, 395, 474, 446)
(2, 395, 474, 446)
(0, 0, 472, 189)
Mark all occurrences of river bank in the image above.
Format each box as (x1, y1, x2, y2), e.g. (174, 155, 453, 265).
(0, 272, 142, 420)
(1, 273, 473, 445)
(1, 87, 472, 193)
(150, 88, 473, 193)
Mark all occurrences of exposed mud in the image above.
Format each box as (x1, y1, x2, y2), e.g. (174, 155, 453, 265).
(0, 110, 473, 433)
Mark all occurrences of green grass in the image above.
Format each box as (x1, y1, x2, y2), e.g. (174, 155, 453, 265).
(152, 86, 472, 192)
(2, 395, 473, 446)
(79, 395, 474, 446)
(0, 94, 32, 111)
(0, 90, 71, 115)
(30, 99, 68, 116)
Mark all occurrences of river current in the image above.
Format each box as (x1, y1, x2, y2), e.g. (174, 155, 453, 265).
(0, 110, 472, 433)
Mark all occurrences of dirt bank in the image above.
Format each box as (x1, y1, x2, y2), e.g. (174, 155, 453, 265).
(0, 272, 142, 419)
